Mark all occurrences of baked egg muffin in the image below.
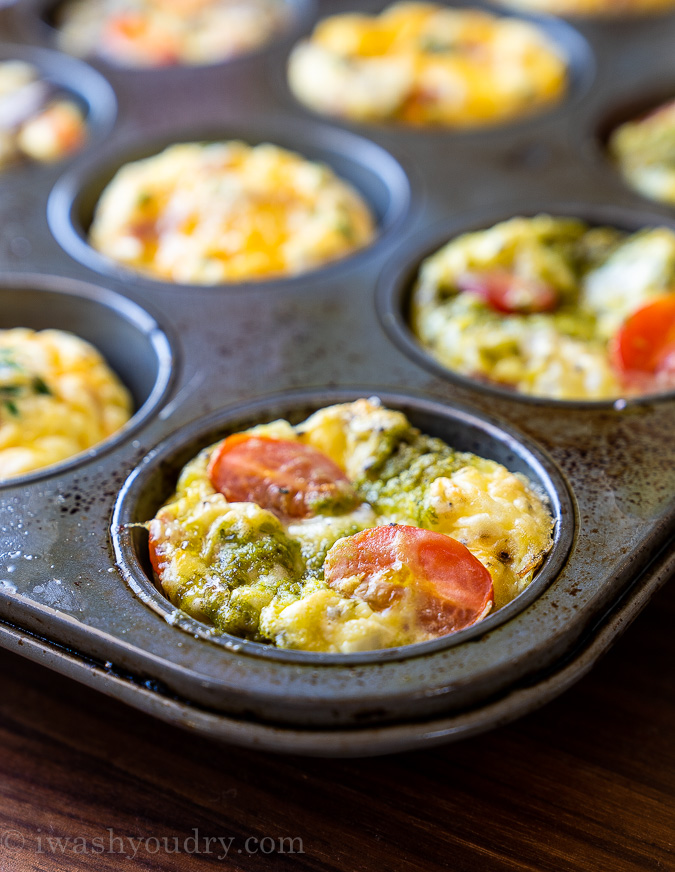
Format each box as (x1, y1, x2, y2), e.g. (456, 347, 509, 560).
(287, 2, 567, 127)
(609, 99, 675, 206)
(89, 141, 376, 284)
(56, 0, 289, 68)
(410, 214, 675, 400)
(0, 61, 86, 169)
(495, 0, 675, 15)
(148, 398, 554, 653)
(0, 328, 132, 479)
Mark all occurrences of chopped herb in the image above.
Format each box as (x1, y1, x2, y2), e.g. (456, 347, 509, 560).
(336, 217, 355, 241)
(32, 376, 52, 396)
(0, 350, 54, 419)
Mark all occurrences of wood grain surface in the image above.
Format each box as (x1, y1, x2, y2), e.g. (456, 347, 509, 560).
(0, 577, 673, 872)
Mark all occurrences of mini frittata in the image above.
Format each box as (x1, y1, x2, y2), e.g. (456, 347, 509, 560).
(0, 328, 132, 479)
(148, 399, 554, 653)
(410, 215, 675, 400)
(56, 0, 289, 68)
(0, 61, 87, 169)
(609, 99, 675, 206)
(495, 0, 675, 14)
(287, 2, 567, 127)
(89, 141, 376, 284)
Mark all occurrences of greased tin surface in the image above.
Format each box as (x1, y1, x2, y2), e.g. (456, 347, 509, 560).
(0, 0, 674, 755)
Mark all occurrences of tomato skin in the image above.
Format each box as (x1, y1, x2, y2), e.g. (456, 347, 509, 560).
(611, 296, 675, 381)
(324, 525, 494, 636)
(207, 434, 357, 521)
(457, 270, 558, 315)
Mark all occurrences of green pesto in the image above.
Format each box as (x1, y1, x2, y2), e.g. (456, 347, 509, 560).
(428, 220, 625, 308)
(305, 481, 360, 517)
(300, 519, 366, 580)
(356, 432, 466, 526)
(177, 513, 305, 641)
(334, 202, 359, 242)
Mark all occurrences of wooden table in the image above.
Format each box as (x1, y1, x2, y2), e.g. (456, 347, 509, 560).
(0, 576, 673, 872)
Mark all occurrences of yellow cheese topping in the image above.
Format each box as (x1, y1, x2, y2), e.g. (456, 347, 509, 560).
(0, 329, 132, 479)
(89, 141, 376, 284)
(149, 399, 554, 652)
(287, 2, 567, 127)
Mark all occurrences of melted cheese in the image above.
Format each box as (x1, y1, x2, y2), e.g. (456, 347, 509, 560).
(90, 141, 376, 284)
(0, 329, 132, 479)
(288, 3, 567, 127)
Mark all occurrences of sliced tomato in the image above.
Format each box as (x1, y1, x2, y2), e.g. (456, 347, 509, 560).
(324, 525, 493, 636)
(208, 434, 358, 522)
(611, 296, 675, 379)
(457, 269, 558, 315)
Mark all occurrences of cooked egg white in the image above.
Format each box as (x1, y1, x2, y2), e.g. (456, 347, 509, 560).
(89, 141, 376, 284)
(149, 399, 554, 653)
(410, 215, 675, 400)
(0, 328, 132, 479)
(288, 2, 567, 127)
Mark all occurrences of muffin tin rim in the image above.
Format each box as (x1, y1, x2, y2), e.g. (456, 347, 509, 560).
(0, 38, 118, 149)
(111, 385, 575, 666)
(277, 0, 597, 141)
(9, 0, 320, 74)
(0, 271, 177, 490)
(46, 117, 414, 291)
(376, 200, 675, 408)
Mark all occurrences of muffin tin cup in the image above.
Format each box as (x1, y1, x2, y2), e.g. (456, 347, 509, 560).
(587, 85, 675, 209)
(277, 0, 597, 139)
(111, 387, 575, 666)
(10, 0, 319, 74)
(0, 273, 175, 486)
(493, 1, 675, 20)
(0, 40, 117, 161)
(47, 118, 412, 291)
(377, 200, 675, 408)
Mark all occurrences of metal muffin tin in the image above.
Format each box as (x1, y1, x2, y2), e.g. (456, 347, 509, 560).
(0, 0, 674, 756)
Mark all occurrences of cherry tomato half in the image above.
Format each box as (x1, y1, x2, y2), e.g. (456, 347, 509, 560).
(324, 525, 494, 636)
(611, 296, 675, 378)
(208, 434, 357, 522)
(457, 269, 558, 315)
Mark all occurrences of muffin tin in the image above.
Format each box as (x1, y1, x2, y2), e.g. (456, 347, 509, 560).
(0, 0, 674, 756)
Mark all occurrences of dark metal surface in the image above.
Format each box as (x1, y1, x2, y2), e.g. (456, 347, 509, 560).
(0, 0, 673, 753)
